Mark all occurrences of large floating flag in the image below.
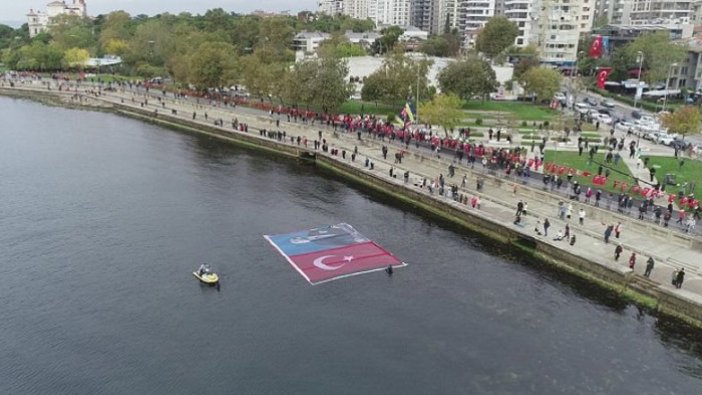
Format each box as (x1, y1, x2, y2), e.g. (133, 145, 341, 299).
(265, 223, 405, 285)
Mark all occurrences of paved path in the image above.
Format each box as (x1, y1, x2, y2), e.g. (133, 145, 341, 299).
(3, 78, 702, 309)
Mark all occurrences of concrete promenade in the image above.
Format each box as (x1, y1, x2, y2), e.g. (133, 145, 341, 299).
(3, 79, 702, 323)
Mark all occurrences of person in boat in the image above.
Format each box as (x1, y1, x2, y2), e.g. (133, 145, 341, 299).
(198, 264, 209, 276)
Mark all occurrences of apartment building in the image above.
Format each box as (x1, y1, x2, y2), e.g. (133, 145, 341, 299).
(459, 0, 500, 46)
(318, 0, 345, 15)
(527, 0, 595, 63)
(410, 0, 459, 34)
(619, 0, 693, 25)
(368, 0, 413, 25)
(344, 0, 370, 19)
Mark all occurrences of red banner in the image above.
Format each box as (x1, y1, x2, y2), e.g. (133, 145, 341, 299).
(596, 67, 613, 89)
(589, 35, 603, 58)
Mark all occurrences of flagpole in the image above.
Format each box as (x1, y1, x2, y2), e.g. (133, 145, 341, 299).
(416, 60, 420, 125)
(633, 51, 644, 109)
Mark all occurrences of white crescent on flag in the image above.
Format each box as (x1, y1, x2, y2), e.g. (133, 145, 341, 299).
(313, 255, 346, 271)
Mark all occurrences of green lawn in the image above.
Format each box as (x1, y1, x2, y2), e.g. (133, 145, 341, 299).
(462, 101, 559, 121)
(544, 151, 635, 194)
(641, 155, 702, 198)
(339, 100, 400, 115)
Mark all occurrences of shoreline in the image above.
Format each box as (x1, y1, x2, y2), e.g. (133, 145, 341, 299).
(3, 86, 702, 328)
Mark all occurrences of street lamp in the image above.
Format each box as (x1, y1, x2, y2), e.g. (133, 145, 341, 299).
(662, 62, 678, 113)
(633, 51, 644, 108)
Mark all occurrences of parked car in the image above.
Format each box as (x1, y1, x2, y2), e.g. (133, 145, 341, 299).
(652, 132, 676, 145)
(584, 97, 598, 106)
(574, 102, 591, 115)
(631, 110, 642, 119)
(554, 92, 566, 102)
(640, 115, 658, 125)
(600, 99, 615, 108)
(594, 113, 613, 125)
(615, 121, 634, 131)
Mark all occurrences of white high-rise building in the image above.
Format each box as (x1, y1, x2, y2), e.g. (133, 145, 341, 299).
(619, 0, 693, 25)
(318, 0, 345, 15)
(529, 0, 593, 63)
(27, 0, 88, 38)
(344, 0, 370, 19)
(454, 0, 593, 63)
(369, 0, 412, 26)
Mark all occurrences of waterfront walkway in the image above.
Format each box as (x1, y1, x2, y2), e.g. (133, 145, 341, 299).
(3, 79, 702, 313)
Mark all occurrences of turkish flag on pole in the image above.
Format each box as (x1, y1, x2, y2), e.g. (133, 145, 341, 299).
(596, 67, 613, 89)
(589, 35, 603, 59)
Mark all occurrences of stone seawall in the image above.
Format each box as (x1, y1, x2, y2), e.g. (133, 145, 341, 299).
(313, 154, 702, 325)
(4, 87, 702, 327)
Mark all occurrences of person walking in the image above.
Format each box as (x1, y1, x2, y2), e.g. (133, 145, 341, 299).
(578, 208, 586, 225)
(567, 203, 573, 220)
(614, 222, 622, 238)
(628, 252, 636, 270)
(516, 200, 524, 217)
(543, 218, 550, 236)
(676, 268, 685, 289)
(534, 220, 542, 235)
(676, 208, 686, 225)
(604, 224, 613, 243)
(522, 202, 529, 216)
(672, 269, 678, 286)
(614, 244, 623, 261)
(644, 256, 655, 277)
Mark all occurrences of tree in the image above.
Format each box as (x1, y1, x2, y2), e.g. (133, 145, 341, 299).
(186, 41, 238, 90)
(361, 49, 433, 104)
(626, 31, 686, 85)
(419, 32, 460, 57)
(319, 34, 365, 57)
(438, 55, 497, 101)
(513, 56, 540, 80)
(239, 54, 287, 103)
(99, 11, 133, 54)
(49, 14, 96, 52)
(371, 26, 403, 55)
(418, 93, 464, 136)
(63, 47, 90, 68)
(661, 106, 701, 141)
(13, 41, 64, 70)
(519, 67, 562, 102)
(475, 16, 519, 60)
(286, 54, 352, 112)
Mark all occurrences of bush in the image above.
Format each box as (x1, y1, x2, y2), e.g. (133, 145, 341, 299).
(543, 121, 549, 127)
(475, 118, 483, 125)
(521, 120, 528, 127)
(387, 113, 396, 123)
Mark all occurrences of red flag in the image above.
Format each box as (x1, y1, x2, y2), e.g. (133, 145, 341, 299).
(596, 67, 612, 89)
(285, 241, 403, 284)
(589, 35, 603, 58)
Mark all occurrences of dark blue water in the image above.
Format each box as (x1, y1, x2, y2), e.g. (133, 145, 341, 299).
(1, 96, 702, 394)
